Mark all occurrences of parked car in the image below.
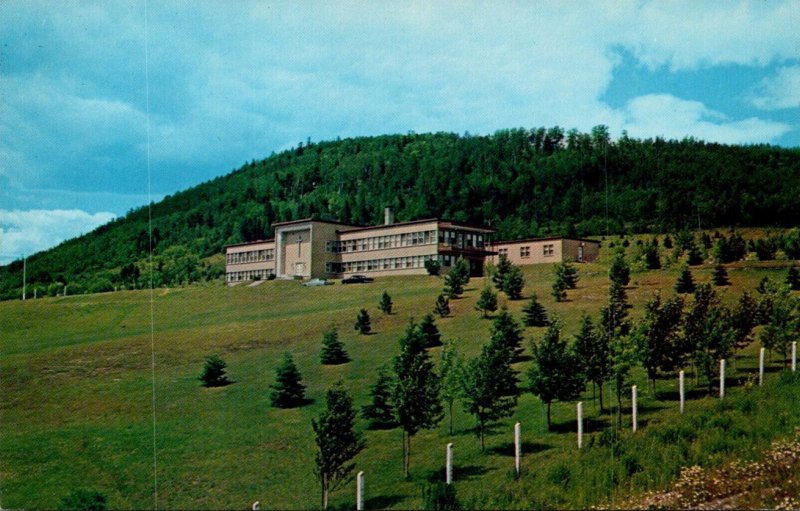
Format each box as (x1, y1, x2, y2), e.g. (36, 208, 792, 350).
(342, 274, 374, 284)
(303, 278, 332, 287)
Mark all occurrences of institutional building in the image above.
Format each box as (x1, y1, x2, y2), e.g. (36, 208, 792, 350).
(225, 209, 600, 283)
(225, 209, 493, 282)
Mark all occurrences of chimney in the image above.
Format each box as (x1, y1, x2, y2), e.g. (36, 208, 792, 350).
(384, 207, 394, 226)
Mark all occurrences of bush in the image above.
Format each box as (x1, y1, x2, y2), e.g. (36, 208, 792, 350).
(59, 489, 107, 511)
(425, 259, 441, 276)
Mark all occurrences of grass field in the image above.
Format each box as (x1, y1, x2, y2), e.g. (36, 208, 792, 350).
(1, 236, 799, 509)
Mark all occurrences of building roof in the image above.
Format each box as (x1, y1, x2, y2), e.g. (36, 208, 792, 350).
(337, 218, 494, 235)
(271, 217, 357, 228)
(489, 236, 600, 245)
(225, 239, 275, 249)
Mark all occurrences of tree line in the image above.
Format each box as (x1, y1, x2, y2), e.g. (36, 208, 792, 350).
(2, 128, 799, 299)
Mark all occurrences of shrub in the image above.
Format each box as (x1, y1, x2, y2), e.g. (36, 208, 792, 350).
(422, 482, 459, 511)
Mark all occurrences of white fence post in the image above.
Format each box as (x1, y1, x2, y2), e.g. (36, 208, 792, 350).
(577, 402, 583, 449)
(792, 341, 797, 373)
(446, 443, 453, 485)
(631, 385, 638, 432)
(356, 471, 364, 511)
(719, 359, 726, 399)
(679, 370, 685, 414)
(759, 347, 765, 386)
(514, 422, 521, 477)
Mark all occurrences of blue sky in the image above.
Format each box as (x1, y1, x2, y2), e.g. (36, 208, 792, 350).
(1, 1, 799, 264)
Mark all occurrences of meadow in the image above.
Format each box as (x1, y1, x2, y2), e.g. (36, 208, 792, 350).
(1, 235, 798, 509)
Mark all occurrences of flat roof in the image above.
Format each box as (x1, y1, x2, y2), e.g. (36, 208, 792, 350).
(489, 236, 600, 245)
(271, 218, 357, 228)
(337, 218, 494, 235)
(225, 239, 275, 249)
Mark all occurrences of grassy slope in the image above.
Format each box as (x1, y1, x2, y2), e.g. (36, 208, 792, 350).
(1, 236, 798, 509)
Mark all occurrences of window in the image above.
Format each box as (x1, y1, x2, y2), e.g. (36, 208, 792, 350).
(499, 248, 508, 256)
(543, 244, 554, 257)
(520, 246, 530, 258)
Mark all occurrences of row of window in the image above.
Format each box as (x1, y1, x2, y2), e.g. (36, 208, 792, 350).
(497, 243, 556, 258)
(227, 249, 275, 265)
(226, 269, 275, 282)
(439, 230, 485, 249)
(327, 230, 438, 253)
(326, 254, 438, 274)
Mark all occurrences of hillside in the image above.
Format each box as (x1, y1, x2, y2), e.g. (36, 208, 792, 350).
(2, 128, 800, 299)
(1, 239, 798, 509)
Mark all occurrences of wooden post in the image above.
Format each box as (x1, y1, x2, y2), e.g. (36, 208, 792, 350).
(446, 443, 453, 485)
(631, 385, 638, 432)
(719, 359, 726, 399)
(792, 341, 797, 373)
(759, 347, 765, 386)
(577, 402, 583, 449)
(514, 422, 521, 477)
(679, 370, 685, 414)
(356, 471, 364, 511)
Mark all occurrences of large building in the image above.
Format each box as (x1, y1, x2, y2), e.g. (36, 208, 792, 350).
(225, 210, 493, 283)
(225, 209, 600, 283)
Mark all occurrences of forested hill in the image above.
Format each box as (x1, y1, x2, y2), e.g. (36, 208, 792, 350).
(2, 128, 800, 298)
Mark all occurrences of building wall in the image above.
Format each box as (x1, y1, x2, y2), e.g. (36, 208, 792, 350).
(310, 221, 343, 279)
(279, 227, 312, 278)
(488, 238, 600, 265)
(225, 240, 276, 282)
(561, 238, 600, 262)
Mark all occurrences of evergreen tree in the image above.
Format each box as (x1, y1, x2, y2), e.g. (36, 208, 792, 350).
(686, 239, 704, 266)
(270, 352, 306, 408)
(354, 308, 371, 335)
(393, 321, 443, 478)
(643, 242, 661, 270)
(573, 314, 611, 412)
(59, 489, 107, 511)
(786, 267, 800, 291)
(444, 256, 471, 299)
(663, 235, 673, 249)
(675, 266, 696, 294)
(492, 254, 512, 291)
(609, 250, 631, 287)
(712, 264, 729, 286)
(504, 265, 525, 300)
(419, 313, 442, 347)
(434, 293, 451, 317)
(522, 293, 548, 327)
(320, 327, 349, 365)
(476, 286, 498, 317)
(528, 320, 584, 429)
(634, 294, 685, 392)
(462, 341, 518, 450)
(439, 340, 464, 435)
(489, 305, 525, 361)
(551, 271, 568, 302)
(556, 260, 579, 289)
(312, 382, 365, 509)
(361, 367, 396, 429)
(199, 354, 229, 387)
(379, 291, 393, 315)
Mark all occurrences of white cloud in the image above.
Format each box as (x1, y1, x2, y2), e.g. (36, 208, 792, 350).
(751, 66, 800, 110)
(0, 209, 116, 264)
(620, 94, 791, 144)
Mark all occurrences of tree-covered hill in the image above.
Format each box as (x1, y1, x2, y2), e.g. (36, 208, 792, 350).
(2, 127, 799, 298)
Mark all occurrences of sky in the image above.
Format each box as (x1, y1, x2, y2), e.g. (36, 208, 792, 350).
(1, 1, 799, 265)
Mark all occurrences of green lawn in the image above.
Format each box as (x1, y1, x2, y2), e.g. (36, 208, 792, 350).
(1, 243, 798, 509)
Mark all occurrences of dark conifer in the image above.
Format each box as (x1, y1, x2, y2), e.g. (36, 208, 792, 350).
(354, 308, 371, 335)
(199, 354, 229, 387)
(522, 293, 548, 327)
(270, 352, 306, 408)
(712, 264, 729, 286)
(675, 266, 696, 294)
(786, 267, 800, 291)
(320, 327, 349, 365)
(419, 313, 442, 348)
(379, 291, 393, 314)
(361, 367, 396, 429)
(434, 293, 451, 317)
(476, 286, 498, 317)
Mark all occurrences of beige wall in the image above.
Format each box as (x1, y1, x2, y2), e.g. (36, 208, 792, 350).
(488, 238, 600, 266)
(310, 221, 342, 279)
(280, 228, 312, 277)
